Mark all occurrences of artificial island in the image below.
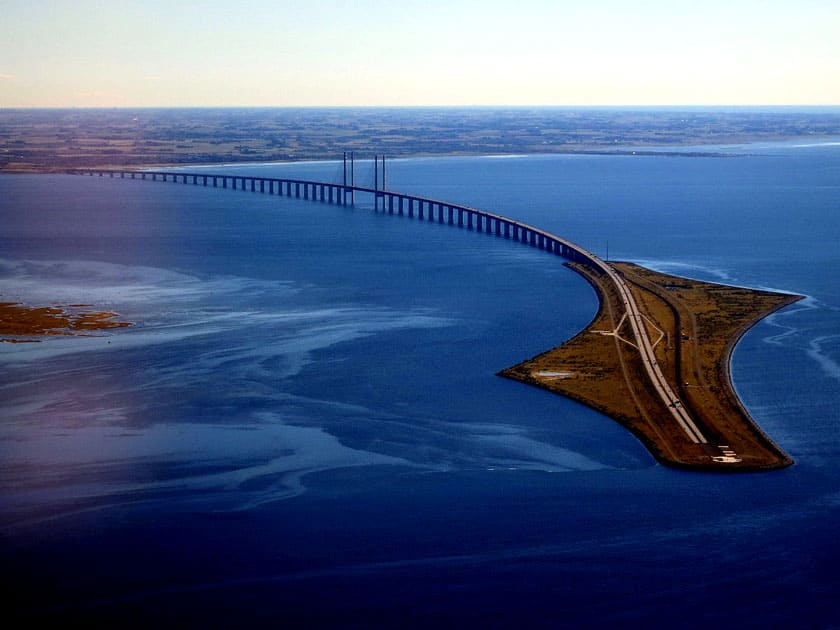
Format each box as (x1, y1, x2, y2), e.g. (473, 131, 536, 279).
(500, 262, 800, 471)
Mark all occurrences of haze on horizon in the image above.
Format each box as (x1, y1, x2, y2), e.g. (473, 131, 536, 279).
(1, 0, 838, 108)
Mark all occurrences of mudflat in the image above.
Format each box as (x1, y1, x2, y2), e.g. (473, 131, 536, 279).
(0, 302, 131, 342)
(500, 262, 802, 471)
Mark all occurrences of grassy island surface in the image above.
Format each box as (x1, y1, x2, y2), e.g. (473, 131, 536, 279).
(500, 263, 801, 471)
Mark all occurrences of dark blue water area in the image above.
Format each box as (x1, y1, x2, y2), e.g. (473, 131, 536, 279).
(2, 143, 840, 627)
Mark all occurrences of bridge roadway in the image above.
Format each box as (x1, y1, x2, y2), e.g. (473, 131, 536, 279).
(72, 168, 714, 452)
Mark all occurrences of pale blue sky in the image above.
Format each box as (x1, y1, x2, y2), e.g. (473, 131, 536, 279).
(1, 0, 838, 106)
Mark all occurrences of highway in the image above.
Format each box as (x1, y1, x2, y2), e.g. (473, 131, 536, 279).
(507, 221, 711, 446)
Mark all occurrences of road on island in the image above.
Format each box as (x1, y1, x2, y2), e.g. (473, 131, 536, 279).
(514, 223, 711, 447)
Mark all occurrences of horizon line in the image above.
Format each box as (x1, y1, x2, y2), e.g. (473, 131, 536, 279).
(3, 104, 840, 111)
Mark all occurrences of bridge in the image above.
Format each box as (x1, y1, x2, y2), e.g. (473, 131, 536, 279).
(70, 163, 721, 459)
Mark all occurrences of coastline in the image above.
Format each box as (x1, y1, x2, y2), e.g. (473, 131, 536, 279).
(0, 140, 827, 174)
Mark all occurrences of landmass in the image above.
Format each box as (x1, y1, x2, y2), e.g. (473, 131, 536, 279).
(0, 302, 131, 342)
(2, 107, 839, 172)
(500, 262, 802, 471)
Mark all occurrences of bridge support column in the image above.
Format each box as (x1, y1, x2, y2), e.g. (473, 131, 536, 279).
(467, 212, 474, 230)
(408, 199, 414, 217)
(447, 206, 454, 225)
(418, 201, 424, 220)
(398, 197, 404, 215)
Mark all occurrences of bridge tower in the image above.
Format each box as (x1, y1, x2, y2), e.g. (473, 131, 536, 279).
(374, 154, 387, 212)
(343, 151, 356, 205)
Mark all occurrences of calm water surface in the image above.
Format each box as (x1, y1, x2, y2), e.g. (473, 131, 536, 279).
(2, 142, 839, 626)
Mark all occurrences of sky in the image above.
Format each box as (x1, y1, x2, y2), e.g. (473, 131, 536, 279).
(1, 0, 838, 107)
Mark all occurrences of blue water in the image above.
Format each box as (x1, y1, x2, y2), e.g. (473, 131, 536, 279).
(2, 142, 840, 626)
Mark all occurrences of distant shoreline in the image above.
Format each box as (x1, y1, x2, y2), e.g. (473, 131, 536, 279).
(2, 107, 838, 173)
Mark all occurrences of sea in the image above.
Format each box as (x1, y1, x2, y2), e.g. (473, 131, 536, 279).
(2, 140, 840, 627)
